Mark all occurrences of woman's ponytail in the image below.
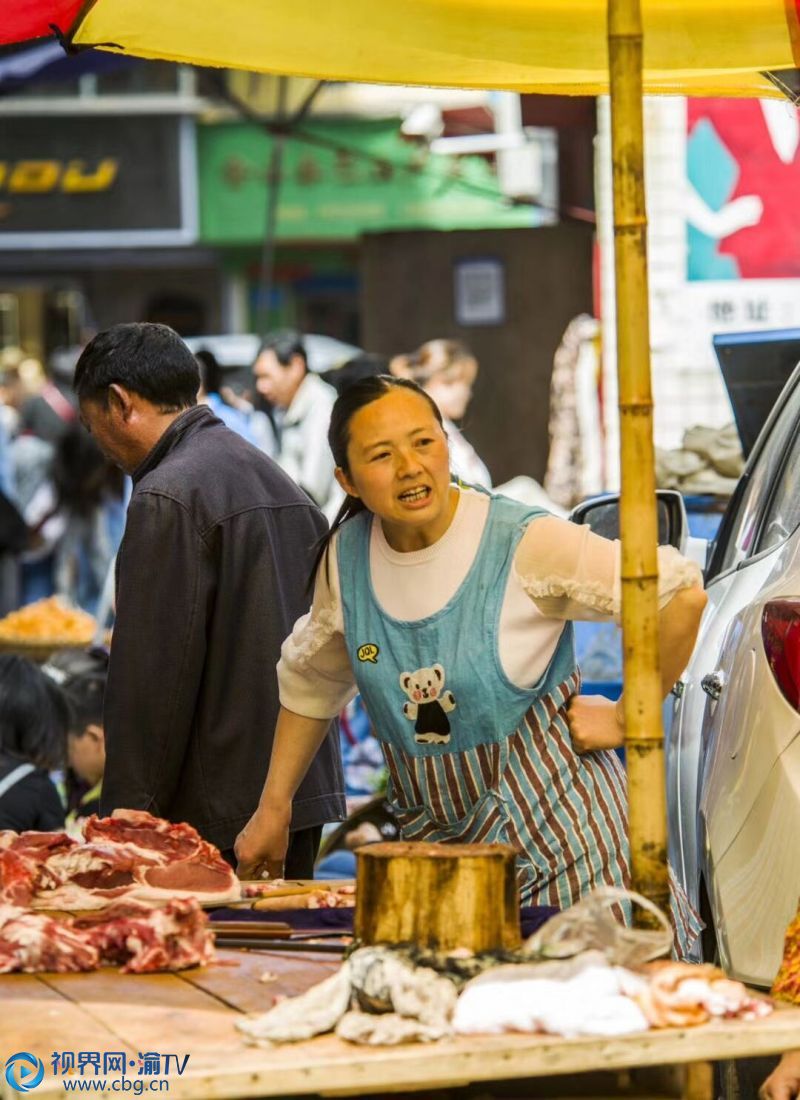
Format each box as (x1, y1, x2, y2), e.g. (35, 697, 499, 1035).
(309, 494, 367, 591)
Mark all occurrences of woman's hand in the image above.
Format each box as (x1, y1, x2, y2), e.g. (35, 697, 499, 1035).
(235, 709, 333, 879)
(760, 1053, 800, 1100)
(566, 694, 625, 754)
(234, 801, 291, 881)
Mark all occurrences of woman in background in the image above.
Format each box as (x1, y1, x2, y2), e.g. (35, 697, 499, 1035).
(50, 425, 126, 616)
(391, 339, 491, 489)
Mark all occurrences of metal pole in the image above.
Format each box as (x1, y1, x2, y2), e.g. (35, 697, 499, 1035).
(607, 0, 669, 917)
(257, 76, 289, 336)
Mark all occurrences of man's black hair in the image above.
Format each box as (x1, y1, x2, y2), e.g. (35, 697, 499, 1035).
(256, 329, 308, 371)
(73, 322, 200, 412)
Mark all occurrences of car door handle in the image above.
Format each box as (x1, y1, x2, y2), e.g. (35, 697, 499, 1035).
(701, 671, 725, 701)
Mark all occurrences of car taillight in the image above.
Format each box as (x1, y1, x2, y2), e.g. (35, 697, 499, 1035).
(761, 599, 800, 712)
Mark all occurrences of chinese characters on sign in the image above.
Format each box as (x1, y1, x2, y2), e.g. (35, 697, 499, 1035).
(222, 149, 410, 189)
(50, 1051, 190, 1077)
(707, 297, 770, 325)
(199, 118, 538, 243)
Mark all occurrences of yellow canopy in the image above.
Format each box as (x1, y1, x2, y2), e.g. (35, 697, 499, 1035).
(76, 0, 798, 97)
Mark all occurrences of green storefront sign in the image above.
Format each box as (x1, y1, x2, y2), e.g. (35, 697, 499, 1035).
(198, 118, 539, 244)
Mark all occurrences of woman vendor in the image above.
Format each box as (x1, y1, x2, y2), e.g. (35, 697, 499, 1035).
(236, 376, 706, 946)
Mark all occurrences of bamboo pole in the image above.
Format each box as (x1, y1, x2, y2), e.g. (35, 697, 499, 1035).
(607, 0, 669, 918)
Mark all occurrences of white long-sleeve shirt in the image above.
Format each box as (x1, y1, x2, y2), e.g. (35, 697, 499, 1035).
(278, 487, 702, 720)
(277, 373, 339, 513)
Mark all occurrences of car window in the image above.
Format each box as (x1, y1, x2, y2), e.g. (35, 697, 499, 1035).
(753, 424, 800, 555)
(713, 387, 799, 575)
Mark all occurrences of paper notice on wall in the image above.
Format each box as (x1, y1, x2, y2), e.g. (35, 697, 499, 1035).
(453, 257, 506, 326)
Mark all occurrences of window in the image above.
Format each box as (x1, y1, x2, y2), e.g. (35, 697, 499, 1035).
(712, 386, 800, 576)
(753, 424, 800, 555)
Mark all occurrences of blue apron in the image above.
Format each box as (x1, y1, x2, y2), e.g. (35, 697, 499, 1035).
(337, 492, 631, 909)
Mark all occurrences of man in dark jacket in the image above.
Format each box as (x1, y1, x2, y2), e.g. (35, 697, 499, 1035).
(74, 322, 345, 874)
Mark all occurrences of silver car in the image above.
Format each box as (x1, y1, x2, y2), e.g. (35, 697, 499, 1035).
(577, 330, 800, 988)
(669, 350, 800, 987)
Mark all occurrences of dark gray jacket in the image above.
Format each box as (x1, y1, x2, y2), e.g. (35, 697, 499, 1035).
(101, 405, 345, 850)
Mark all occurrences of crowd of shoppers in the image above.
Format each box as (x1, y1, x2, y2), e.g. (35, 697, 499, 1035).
(0, 346, 125, 618)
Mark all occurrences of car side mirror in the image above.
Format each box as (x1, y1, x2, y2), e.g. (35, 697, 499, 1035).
(569, 490, 688, 550)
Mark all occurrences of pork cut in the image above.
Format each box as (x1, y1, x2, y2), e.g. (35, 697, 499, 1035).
(0, 849, 38, 907)
(0, 831, 78, 904)
(74, 898, 216, 973)
(6, 830, 77, 858)
(0, 898, 215, 974)
(30, 809, 241, 910)
(84, 810, 205, 860)
(0, 904, 99, 973)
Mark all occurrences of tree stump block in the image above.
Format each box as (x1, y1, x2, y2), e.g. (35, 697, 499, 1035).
(354, 841, 521, 952)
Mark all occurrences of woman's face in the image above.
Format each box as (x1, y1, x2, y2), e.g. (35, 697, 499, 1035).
(423, 367, 473, 421)
(336, 388, 454, 548)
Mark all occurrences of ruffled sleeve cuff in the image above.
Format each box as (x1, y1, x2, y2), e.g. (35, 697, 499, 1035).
(651, 545, 704, 612)
(514, 515, 703, 623)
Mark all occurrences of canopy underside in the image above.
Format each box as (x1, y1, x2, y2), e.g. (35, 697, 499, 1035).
(66, 0, 799, 98)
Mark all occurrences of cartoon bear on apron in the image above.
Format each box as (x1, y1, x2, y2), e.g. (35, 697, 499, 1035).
(399, 664, 456, 744)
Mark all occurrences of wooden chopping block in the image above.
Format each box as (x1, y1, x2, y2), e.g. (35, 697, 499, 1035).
(355, 841, 521, 952)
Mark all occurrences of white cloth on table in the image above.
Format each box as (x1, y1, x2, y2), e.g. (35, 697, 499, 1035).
(453, 958, 650, 1038)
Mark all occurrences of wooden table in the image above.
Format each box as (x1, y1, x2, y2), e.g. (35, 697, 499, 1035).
(2, 949, 799, 1099)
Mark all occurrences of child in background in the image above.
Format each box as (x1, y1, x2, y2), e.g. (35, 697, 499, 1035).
(44, 647, 108, 828)
(0, 654, 69, 832)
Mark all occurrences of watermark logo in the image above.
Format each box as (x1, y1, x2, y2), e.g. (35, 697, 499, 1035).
(4, 1050, 189, 1094)
(5, 1052, 44, 1093)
